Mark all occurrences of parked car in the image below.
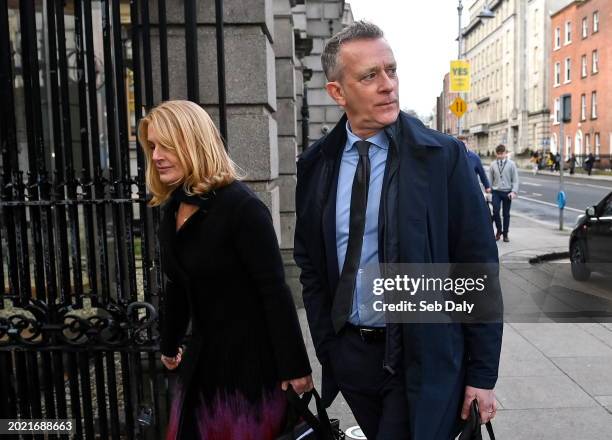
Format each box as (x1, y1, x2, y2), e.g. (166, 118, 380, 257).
(570, 191, 612, 281)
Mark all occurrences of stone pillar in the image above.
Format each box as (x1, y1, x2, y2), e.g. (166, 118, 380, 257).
(149, 0, 281, 236)
(273, 0, 302, 302)
(302, 0, 352, 144)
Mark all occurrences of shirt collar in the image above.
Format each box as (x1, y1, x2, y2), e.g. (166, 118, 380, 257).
(344, 121, 390, 152)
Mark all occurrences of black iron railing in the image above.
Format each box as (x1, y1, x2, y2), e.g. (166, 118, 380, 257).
(0, 0, 227, 438)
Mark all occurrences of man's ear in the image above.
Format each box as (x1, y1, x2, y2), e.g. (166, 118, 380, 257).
(325, 81, 346, 108)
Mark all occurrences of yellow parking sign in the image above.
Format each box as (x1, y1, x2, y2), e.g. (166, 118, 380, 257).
(450, 60, 471, 92)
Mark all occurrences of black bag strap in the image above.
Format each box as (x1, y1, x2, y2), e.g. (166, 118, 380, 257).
(458, 400, 496, 440)
(285, 387, 335, 440)
(484, 421, 495, 440)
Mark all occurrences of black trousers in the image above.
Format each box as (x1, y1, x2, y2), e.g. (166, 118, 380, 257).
(329, 326, 410, 440)
(492, 190, 512, 236)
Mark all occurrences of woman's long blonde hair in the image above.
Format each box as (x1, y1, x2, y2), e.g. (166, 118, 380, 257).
(138, 100, 241, 206)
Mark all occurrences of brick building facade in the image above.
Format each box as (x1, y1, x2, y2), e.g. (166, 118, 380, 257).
(550, 0, 611, 159)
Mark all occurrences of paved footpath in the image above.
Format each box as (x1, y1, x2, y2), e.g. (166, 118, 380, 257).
(297, 214, 612, 439)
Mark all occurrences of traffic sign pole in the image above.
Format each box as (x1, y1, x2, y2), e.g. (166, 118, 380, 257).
(559, 120, 565, 230)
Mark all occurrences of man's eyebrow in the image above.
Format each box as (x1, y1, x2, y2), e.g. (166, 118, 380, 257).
(358, 62, 397, 75)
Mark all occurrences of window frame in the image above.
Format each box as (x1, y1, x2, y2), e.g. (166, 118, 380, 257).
(564, 57, 571, 83)
(582, 17, 588, 38)
(592, 50, 599, 74)
(591, 91, 598, 119)
(580, 94, 587, 121)
(565, 21, 572, 44)
(593, 11, 599, 33)
(581, 54, 588, 78)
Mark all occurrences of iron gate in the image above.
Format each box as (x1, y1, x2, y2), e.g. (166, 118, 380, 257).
(0, 0, 227, 438)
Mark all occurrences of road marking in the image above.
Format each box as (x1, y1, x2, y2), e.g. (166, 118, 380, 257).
(522, 182, 542, 187)
(564, 181, 612, 190)
(519, 190, 527, 194)
(532, 193, 542, 196)
(511, 210, 569, 229)
(517, 170, 612, 190)
(518, 196, 583, 213)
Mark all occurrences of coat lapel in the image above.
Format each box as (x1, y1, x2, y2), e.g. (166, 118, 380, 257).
(319, 116, 348, 296)
(397, 113, 443, 263)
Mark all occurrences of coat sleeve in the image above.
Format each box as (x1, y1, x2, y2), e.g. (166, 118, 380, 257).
(294, 218, 337, 365)
(293, 162, 337, 365)
(447, 139, 503, 390)
(476, 157, 490, 189)
(233, 196, 312, 381)
(160, 278, 190, 357)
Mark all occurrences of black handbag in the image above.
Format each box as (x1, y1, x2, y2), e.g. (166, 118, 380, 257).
(277, 387, 345, 440)
(457, 400, 496, 440)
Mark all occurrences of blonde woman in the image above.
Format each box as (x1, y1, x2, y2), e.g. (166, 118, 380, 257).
(138, 100, 312, 439)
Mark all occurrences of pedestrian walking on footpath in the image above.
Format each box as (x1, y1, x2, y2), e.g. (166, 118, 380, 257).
(530, 151, 540, 175)
(138, 100, 312, 440)
(584, 152, 595, 176)
(567, 154, 576, 175)
(295, 21, 502, 440)
(488, 144, 519, 242)
(458, 135, 491, 193)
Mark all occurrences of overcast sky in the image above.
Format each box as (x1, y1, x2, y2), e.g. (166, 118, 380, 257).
(347, 0, 471, 117)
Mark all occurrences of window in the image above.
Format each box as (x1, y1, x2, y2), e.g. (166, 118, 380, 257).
(565, 21, 572, 44)
(585, 134, 590, 153)
(581, 54, 588, 77)
(592, 50, 599, 73)
(582, 17, 588, 38)
(564, 58, 571, 83)
(580, 94, 587, 120)
(554, 62, 561, 86)
(554, 27, 561, 49)
(506, 62, 510, 86)
(591, 91, 598, 119)
(594, 133, 600, 155)
(593, 11, 599, 33)
(554, 98, 560, 123)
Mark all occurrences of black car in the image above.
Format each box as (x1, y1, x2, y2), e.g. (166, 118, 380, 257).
(570, 191, 612, 281)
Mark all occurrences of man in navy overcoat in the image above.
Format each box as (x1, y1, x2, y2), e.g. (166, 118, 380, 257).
(294, 21, 502, 440)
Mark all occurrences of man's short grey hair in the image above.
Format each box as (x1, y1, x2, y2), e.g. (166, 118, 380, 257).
(321, 20, 384, 81)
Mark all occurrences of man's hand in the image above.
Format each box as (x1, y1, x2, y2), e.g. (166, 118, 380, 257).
(461, 386, 497, 424)
(161, 347, 183, 370)
(485, 188, 492, 193)
(508, 191, 517, 199)
(281, 374, 314, 395)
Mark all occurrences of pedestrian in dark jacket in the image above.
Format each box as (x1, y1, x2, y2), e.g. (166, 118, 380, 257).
(585, 152, 595, 175)
(139, 100, 312, 440)
(457, 135, 491, 192)
(567, 154, 576, 175)
(294, 21, 502, 440)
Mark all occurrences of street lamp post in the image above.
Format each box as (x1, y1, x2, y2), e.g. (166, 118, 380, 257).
(457, 1, 496, 137)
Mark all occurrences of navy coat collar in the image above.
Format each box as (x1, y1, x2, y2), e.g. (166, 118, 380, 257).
(319, 111, 443, 292)
(320, 111, 443, 161)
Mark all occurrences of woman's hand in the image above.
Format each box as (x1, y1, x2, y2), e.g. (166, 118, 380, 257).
(281, 374, 314, 395)
(161, 347, 183, 370)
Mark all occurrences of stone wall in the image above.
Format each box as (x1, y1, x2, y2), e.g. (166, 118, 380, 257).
(148, 0, 352, 305)
(149, 0, 281, 235)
